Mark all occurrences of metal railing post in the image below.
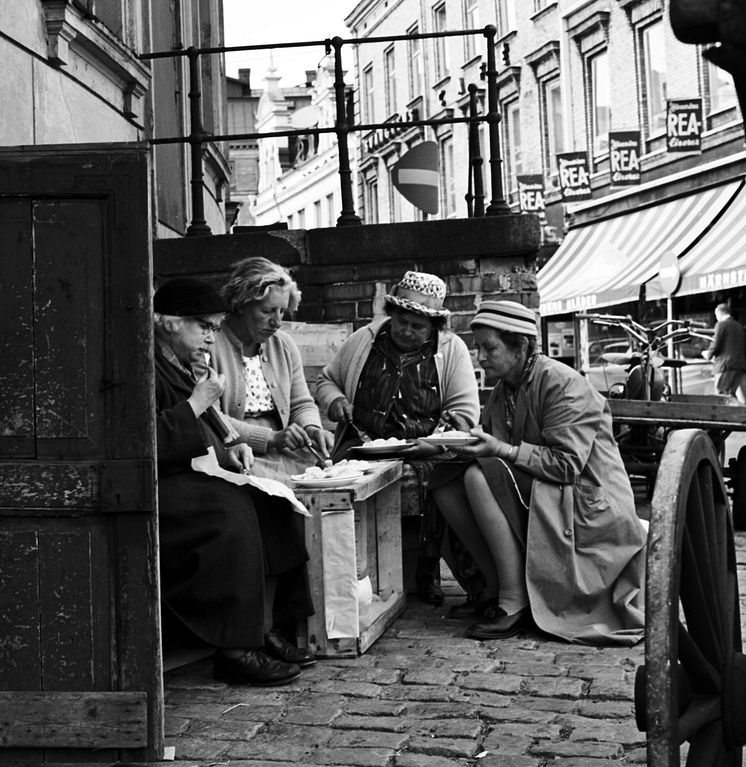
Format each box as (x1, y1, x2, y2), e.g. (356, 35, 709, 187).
(331, 36, 362, 226)
(186, 46, 211, 236)
(468, 83, 485, 217)
(483, 26, 510, 215)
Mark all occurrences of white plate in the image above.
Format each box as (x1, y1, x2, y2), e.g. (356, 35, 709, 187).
(351, 442, 415, 456)
(291, 471, 365, 488)
(420, 435, 481, 446)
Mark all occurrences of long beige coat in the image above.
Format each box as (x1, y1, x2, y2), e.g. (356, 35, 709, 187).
(483, 354, 646, 646)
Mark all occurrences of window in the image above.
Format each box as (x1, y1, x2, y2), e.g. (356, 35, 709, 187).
(365, 178, 379, 224)
(433, 4, 448, 81)
(363, 65, 375, 123)
(296, 209, 306, 229)
(543, 78, 565, 174)
(389, 169, 402, 222)
(384, 46, 397, 117)
(408, 25, 424, 101)
(463, 0, 479, 60)
(314, 200, 322, 228)
(589, 50, 611, 157)
(641, 21, 667, 136)
(326, 193, 336, 227)
(502, 100, 522, 194)
(706, 59, 737, 115)
(440, 136, 456, 216)
(497, 0, 517, 37)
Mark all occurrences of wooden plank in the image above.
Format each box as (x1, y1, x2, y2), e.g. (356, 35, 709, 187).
(0, 691, 147, 748)
(609, 398, 746, 430)
(371, 482, 403, 601)
(349, 460, 403, 502)
(300, 495, 328, 656)
(357, 591, 407, 655)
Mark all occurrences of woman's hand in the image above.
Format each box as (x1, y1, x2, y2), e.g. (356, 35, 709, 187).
(225, 443, 255, 473)
(328, 397, 354, 423)
(306, 425, 334, 455)
(269, 423, 310, 453)
(437, 409, 473, 433)
(400, 439, 443, 459)
(188, 368, 225, 416)
(447, 426, 511, 460)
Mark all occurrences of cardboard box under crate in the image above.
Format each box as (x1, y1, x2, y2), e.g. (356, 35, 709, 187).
(294, 460, 405, 657)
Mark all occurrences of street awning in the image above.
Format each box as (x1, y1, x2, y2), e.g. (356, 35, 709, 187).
(647, 179, 746, 298)
(538, 180, 743, 316)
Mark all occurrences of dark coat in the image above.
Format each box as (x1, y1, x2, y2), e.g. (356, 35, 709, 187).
(709, 316, 746, 373)
(155, 346, 310, 649)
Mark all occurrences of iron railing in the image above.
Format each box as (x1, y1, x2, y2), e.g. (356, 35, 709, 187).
(140, 25, 509, 235)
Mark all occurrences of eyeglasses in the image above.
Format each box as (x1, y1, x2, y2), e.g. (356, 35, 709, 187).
(193, 319, 223, 336)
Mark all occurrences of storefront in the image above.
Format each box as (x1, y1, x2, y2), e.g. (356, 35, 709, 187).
(537, 153, 746, 389)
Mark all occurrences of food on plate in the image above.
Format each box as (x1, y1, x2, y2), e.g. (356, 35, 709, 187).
(292, 459, 371, 482)
(428, 429, 474, 439)
(366, 437, 408, 447)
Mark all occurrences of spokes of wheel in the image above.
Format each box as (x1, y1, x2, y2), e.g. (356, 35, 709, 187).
(633, 429, 744, 766)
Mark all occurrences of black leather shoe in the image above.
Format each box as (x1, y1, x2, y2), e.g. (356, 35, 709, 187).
(447, 595, 502, 619)
(417, 576, 445, 605)
(264, 629, 316, 667)
(213, 649, 302, 686)
(465, 607, 533, 640)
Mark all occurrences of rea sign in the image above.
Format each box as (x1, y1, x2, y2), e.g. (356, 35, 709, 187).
(609, 132, 641, 186)
(517, 175, 546, 215)
(556, 152, 591, 201)
(667, 99, 703, 152)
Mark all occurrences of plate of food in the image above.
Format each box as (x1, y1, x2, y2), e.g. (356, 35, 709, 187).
(291, 464, 365, 488)
(420, 430, 481, 447)
(351, 437, 415, 456)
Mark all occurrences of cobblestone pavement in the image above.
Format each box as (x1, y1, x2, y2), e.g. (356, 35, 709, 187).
(159, 530, 746, 767)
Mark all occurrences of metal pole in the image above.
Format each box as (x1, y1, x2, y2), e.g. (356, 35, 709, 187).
(331, 37, 362, 226)
(483, 25, 510, 215)
(468, 83, 485, 217)
(185, 47, 211, 236)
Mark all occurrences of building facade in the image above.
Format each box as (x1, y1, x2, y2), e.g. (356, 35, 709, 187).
(2, 0, 231, 237)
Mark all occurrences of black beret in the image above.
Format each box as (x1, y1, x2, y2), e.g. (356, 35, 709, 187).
(153, 278, 227, 316)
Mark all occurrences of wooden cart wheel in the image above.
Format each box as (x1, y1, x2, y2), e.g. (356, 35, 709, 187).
(634, 429, 745, 766)
(729, 445, 746, 531)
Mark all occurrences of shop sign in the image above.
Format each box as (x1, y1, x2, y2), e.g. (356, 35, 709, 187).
(667, 99, 702, 153)
(609, 132, 641, 186)
(363, 108, 421, 154)
(517, 175, 546, 216)
(556, 152, 592, 201)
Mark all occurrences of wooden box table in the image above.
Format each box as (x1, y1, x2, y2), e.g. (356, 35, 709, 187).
(294, 460, 405, 658)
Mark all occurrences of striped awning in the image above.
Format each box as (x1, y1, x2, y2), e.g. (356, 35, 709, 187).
(653, 180, 746, 298)
(538, 180, 743, 316)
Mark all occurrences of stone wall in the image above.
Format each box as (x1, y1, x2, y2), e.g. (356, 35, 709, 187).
(154, 214, 541, 353)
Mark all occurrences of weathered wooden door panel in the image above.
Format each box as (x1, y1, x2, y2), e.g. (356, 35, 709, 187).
(0, 144, 162, 763)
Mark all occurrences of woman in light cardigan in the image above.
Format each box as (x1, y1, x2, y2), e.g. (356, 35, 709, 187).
(211, 257, 333, 481)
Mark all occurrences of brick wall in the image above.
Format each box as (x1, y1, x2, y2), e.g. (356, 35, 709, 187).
(154, 215, 541, 354)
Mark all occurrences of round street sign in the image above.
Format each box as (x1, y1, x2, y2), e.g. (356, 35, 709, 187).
(391, 141, 439, 214)
(658, 250, 681, 296)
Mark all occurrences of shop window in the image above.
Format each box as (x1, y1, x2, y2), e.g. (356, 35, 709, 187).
(588, 49, 611, 158)
(384, 46, 397, 118)
(502, 100, 522, 197)
(463, 0, 479, 60)
(363, 64, 375, 124)
(433, 3, 448, 80)
(407, 25, 424, 102)
(640, 19, 667, 138)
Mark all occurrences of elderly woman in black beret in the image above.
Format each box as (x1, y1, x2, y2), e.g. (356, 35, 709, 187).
(153, 278, 314, 686)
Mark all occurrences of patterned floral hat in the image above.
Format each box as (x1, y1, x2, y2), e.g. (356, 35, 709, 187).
(384, 271, 450, 318)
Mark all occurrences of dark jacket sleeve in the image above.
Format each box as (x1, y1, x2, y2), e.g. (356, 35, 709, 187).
(156, 380, 209, 474)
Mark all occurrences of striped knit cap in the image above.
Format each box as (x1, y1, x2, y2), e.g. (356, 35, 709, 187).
(470, 300, 538, 336)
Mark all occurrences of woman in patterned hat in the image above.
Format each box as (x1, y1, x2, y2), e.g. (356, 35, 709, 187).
(430, 300, 646, 646)
(210, 257, 334, 482)
(316, 270, 483, 605)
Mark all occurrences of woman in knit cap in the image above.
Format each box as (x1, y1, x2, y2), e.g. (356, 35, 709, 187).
(431, 300, 646, 646)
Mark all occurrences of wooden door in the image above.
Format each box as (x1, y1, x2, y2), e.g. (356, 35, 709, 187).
(0, 144, 162, 762)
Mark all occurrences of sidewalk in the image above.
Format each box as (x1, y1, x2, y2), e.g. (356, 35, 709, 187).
(159, 528, 746, 767)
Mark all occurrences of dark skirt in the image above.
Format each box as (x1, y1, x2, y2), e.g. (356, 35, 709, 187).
(159, 471, 312, 649)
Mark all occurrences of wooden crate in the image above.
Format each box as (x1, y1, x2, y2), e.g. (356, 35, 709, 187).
(294, 460, 405, 657)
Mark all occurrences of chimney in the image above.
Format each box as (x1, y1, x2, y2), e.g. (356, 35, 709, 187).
(238, 68, 251, 88)
(305, 69, 316, 87)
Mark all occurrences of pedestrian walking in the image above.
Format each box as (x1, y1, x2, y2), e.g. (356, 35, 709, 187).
(702, 302, 746, 403)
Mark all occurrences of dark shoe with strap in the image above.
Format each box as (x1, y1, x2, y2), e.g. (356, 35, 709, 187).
(264, 629, 316, 667)
(447, 595, 502, 619)
(213, 649, 302, 686)
(465, 607, 533, 640)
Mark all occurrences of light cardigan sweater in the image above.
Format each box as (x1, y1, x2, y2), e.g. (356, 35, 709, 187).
(316, 317, 481, 427)
(211, 324, 323, 454)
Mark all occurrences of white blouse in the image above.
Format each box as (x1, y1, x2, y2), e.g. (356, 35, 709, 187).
(242, 354, 274, 416)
